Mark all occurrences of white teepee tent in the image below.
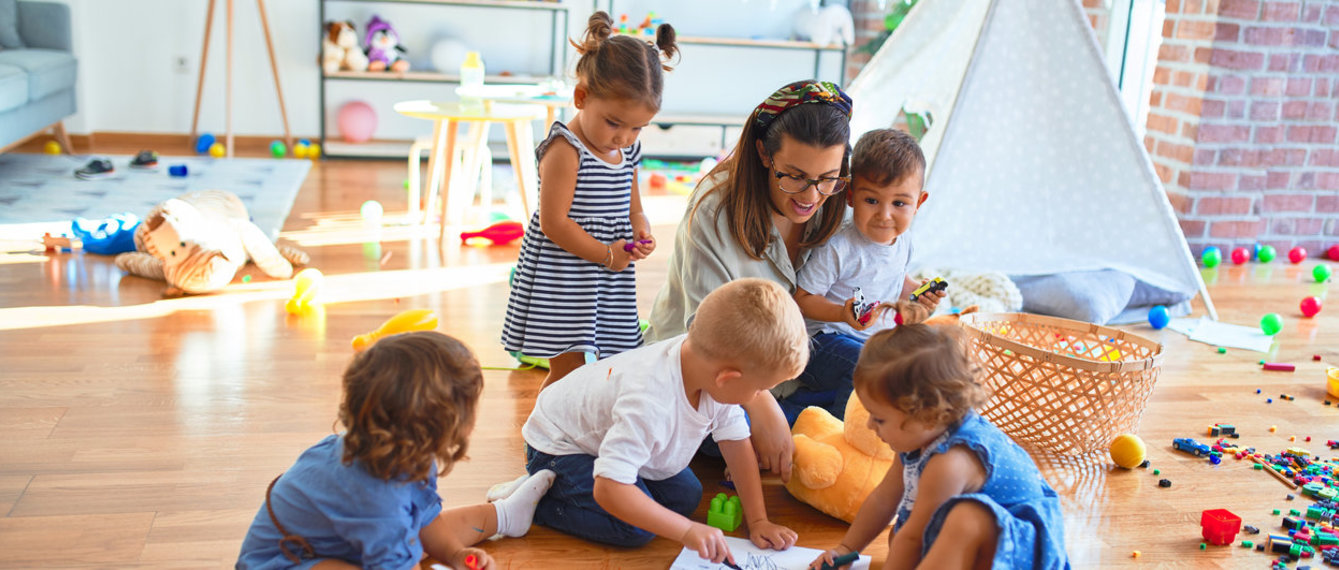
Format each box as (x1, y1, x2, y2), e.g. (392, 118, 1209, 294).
(847, 0, 1215, 322)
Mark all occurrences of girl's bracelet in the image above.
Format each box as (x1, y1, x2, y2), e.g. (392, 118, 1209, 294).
(602, 244, 613, 270)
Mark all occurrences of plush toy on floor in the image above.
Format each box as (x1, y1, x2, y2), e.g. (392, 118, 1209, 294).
(786, 306, 978, 523)
(322, 20, 369, 74)
(114, 190, 309, 295)
(364, 15, 409, 72)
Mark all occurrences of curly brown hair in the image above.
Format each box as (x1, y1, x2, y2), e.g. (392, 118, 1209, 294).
(571, 11, 678, 111)
(854, 302, 988, 428)
(339, 331, 483, 482)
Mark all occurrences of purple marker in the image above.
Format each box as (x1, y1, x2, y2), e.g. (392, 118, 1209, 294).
(622, 239, 653, 252)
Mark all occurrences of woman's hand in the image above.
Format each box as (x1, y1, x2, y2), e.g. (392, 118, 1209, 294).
(745, 395, 794, 483)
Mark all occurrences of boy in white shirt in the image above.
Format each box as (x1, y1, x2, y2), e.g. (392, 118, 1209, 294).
(520, 278, 806, 566)
(790, 129, 944, 421)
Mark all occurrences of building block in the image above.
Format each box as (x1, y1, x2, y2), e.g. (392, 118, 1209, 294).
(707, 492, 742, 532)
(1201, 508, 1242, 546)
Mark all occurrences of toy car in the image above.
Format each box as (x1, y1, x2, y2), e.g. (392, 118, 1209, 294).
(910, 277, 948, 301)
(1173, 437, 1212, 457)
(851, 287, 878, 325)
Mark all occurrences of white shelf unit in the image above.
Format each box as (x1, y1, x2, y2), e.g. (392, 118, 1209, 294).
(318, 0, 571, 158)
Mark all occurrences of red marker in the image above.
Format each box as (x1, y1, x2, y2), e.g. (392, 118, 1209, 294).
(1262, 362, 1295, 371)
(464, 553, 479, 570)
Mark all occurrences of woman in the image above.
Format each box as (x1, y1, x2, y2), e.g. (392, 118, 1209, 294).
(646, 80, 852, 482)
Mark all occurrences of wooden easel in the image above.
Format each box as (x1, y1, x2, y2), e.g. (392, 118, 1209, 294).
(189, 0, 292, 157)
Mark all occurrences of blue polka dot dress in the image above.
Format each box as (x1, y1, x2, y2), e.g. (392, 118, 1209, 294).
(501, 122, 643, 359)
(895, 412, 1070, 569)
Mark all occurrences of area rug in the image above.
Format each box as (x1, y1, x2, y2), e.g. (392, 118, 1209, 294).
(0, 153, 310, 242)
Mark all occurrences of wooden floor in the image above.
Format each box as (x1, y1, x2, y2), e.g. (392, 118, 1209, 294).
(1, 143, 1335, 568)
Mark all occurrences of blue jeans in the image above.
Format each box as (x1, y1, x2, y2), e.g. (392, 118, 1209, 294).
(526, 445, 703, 547)
(783, 332, 864, 422)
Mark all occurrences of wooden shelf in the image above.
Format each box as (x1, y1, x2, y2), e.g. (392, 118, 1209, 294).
(652, 113, 745, 127)
(324, 70, 553, 84)
(677, 35, 847, 51)
(324, 0, 567, 10)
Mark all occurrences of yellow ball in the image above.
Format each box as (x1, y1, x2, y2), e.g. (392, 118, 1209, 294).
(307, 143, 321, 159)
(43, 140, 62, 154)
(208, 142, 226, 158)
(1109, 433, 1146, 469)
(292, 143, 309, 159)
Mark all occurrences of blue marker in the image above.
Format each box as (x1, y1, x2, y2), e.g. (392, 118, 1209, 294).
(820, 551, 860, 570)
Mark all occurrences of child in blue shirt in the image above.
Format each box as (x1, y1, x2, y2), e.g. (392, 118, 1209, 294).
(237, 332, 555, 570)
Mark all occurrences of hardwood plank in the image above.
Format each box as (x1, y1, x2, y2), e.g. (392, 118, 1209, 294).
(0, 512, 154, 566)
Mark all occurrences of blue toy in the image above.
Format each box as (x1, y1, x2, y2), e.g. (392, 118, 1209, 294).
(1147, 305, 1170, 330)
(168, 164, 189, 177)
(69, 213, 140, 255)
(195, 133, 216, 154)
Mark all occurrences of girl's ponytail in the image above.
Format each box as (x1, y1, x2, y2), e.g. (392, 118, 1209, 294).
(575, 11, 614, 56)
(654, 23, 679, 71)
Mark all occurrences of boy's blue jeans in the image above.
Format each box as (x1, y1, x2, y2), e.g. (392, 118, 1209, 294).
(526, 445, 702, 547)
(783, 332, 863, 422)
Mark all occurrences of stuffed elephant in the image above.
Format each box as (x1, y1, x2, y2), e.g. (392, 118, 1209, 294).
(115, 190, 308, 295)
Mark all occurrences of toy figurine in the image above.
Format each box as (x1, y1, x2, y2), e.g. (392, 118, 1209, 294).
(364, 15, 409, 72)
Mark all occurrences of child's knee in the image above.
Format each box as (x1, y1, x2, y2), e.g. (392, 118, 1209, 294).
(941, 500, 998, 542)
(604, 525, 656, 547)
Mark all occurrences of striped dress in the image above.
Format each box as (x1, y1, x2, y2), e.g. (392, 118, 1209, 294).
(501, 122, 643, 359)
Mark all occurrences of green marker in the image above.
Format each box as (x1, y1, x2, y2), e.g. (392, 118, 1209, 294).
(821, 551, 861, 570)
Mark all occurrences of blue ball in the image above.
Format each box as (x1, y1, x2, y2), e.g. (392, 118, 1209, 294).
(1148, 305, 1170, 330)
(195, 133, 215, 154)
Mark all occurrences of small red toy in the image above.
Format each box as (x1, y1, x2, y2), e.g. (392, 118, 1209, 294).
(1301, 296, 1322, 318)
(1231, 247, 1249, 265)
(1289, 246, 1307, 264)
(1329, 244, 1339, 261)
(1200, 508, 1241, 546)
(460, 220, 524, 245)
(648, 172, 667, 190)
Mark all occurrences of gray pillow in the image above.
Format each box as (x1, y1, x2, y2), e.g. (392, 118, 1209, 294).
(1011, 270, 1136, 325)
(0, 0, 21, 49)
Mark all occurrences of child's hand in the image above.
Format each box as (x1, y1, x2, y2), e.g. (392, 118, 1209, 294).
(606, 240, 633, 272)
(912, 280, 946, 313)
(747, 519, 798, 551)
(450, 547, 493, 570)
(841, 298, 875, 331)
(680, 522, 736, 566)
(808, 545, 856, 569)
(626, 230, 656, 261)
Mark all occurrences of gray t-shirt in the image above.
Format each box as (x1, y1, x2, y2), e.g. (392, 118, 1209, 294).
(796, 221, 913, 340)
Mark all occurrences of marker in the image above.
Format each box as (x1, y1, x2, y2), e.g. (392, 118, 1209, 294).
(623, 239, 653, 251)
(721, 558, 742, 570)
(1262, 362, 1296, 371)
(820, 551, 861, 570)
(464, 554, 479, 570)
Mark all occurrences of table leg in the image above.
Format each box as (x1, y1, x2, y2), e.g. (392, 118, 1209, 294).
(451, 121, 490, 227)
(504, 120, 534, 221)
(423, 120, 446, 227)
(436, 120, 459, 244)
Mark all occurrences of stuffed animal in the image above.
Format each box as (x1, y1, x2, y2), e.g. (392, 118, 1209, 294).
(114, 190, 309, 295)
(786, 307, 978, 523)
(364, 15, 409, 72)
(792, 4, 855, 47)
(322, 20, 369, 74)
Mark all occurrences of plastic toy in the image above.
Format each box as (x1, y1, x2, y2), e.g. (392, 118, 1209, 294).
(1301, 296, 1322, 318)
(1172, 437, 1212, 457)
(1313, 264, 1332, 282)
(1262, 362, 1295, 371)
(1258, 244, 1277, 263)
(1108, 433, 1146, 469)
(285, 268, 324, 314)
(43, 140, 61, 154)
(208, 142, 226, 158)
(364, 15, 409, 72)
(1289, 246, 1307, 264)
(460, 220, 524, 245)
(1260, 313, 1283, 335)
(851, 287, 879, 325)
(307, 143, 321, 159)
(337, 100, 377, 143)
(195, 133, 216, 154)
(1328, 367, 1339, 398)
(1200, 509, 1241, 545)
(1231, 247, 1249, 265)
(269, 140, 286, 158)
(622, 239, 653, 252)
(168, 164, 188, 177)
(648, 172, 667, 190)
(293, 143, 310, 159)
(321, 20, 368, 74)
(463, 553, 479, 570)
(1329, 244, 1339, 261)
(706, 492, 742, 532)
(909, 277, 948, 301)
(69, 213, 141, 255)
(360, 200, 384, 224)
(352, 309, 439, 351)
(1147, 305, 1170, 329)
(1200, 246, 1222, 268)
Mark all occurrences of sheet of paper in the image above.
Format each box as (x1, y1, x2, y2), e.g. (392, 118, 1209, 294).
(1166, 317, 1201, 336)
(670, 537, 871, 570)
(1186, 317, 1276, 352)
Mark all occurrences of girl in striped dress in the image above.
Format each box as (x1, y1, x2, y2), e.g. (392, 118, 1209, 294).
(502, 11, 678, 388)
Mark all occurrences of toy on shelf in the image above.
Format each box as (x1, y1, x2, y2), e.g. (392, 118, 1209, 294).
(337, 101, 377, 143)
(616, 12, 661, 36)
(461, 220, 524, 246)
(285, 268, 324, 315)
(1230, 247, 1249, 265)
(792, 4, 856, 47)
(1301, 296, 1322, 318)
(1108, 433, 1146, 469)
(352, 309, 439, 351)
(322, 20, 368, 74)
(1200, 509, 1241, 546)
(706, 492, 742, 532)
(364, 15, 409, 72)
(1200, 246, 1221, 268)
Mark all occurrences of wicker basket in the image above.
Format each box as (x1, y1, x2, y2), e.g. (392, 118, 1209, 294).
(958, 312, 1164, 456)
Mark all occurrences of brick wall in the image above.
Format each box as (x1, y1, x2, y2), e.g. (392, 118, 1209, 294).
(847, 0, 885, 81)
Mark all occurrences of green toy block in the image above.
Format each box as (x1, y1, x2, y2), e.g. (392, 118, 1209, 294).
(707, 492, 742, 532)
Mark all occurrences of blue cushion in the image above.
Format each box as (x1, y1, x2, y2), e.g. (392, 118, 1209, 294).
(1011, 270, 1136, 325)
(0, 0, 21, 49)
(0, 48, 73, 100)
(0, 62, 26, 112)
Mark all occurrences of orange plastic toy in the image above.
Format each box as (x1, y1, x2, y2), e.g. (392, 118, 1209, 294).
(460, 221, 524, 245)
(285, 268, 324, 314)
(351, 309, 439, 351)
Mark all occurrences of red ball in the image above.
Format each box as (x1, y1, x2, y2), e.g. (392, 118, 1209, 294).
(1289, 246, 1307, 264)
(1230, 247, 1249, 265)
(1301, 296, 1322, 318)
(1328, 244, 1339, 261)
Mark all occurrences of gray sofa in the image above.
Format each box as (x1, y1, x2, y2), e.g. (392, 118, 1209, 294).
(0, 0, 75, 152)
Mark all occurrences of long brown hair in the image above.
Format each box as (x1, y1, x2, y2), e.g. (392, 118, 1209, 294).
(339, 331, 483, 482)
(571, 11, 678, 111)
(696, 93, 850, 260)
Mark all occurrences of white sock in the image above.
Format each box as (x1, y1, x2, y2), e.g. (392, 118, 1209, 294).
(485, 473, 529, 503)
(492, 469, 555, 538)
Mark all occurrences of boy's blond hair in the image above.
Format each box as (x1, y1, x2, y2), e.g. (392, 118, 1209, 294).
(689, 278, 809, 377)
(851, 128, 925, 187)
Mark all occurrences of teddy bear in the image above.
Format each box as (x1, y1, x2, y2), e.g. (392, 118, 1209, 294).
(792, 4, 855, 47)
(364, 15, 409, 72)
(785, 306, 978, 523)
(322, 20, 368, 74)
(114, 190, 309, 296)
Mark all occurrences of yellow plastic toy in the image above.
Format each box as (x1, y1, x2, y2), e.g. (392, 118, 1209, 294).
(1328, 366, 1339, 399)
(352, 309, 439, 351)
(1109, 433, 1147, 469)
(209, 142, 226, 158)
(787, 391, 894, 523)
(43, 140, 62, 154)
(285, 268, 323, 314)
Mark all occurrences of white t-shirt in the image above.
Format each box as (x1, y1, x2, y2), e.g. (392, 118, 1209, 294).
(522, 335, 751, 484)
(796, 222, 913, 340)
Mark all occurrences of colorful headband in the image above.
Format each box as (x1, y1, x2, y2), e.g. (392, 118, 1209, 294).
(752, 80, 853, 133)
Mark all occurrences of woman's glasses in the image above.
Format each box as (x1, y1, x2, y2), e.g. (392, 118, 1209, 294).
(769, 165, 848, 196)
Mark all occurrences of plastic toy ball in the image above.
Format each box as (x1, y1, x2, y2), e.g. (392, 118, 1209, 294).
(208, 142, 226, 158)
(1147, 305, 1170, 330)
(1314, 264, 1332, 283)
(1258, 245, 1277, 263)
(1329, 244, 1339, 261)
(1260, 313, 1283, 336)
(307, 143, 321, 159)
(1200, 246, 1222, 268)
(360, 200, 384, 223)
(1301, 296, 1322, 318)
(292, 143, 309, 159)
(1289, 246, 1307, 264)
(1230, 247, 1249, 265)
(337, 100, 377, 143)
(269, 140, 286, 158)
(195, 133, 215, 154)
(43, 140, 62, 154)
(1109, 434, 1147, 469)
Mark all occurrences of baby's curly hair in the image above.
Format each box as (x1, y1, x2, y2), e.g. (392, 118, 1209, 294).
(853, 302, 988, 428)
(339, 331, 483, 482)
